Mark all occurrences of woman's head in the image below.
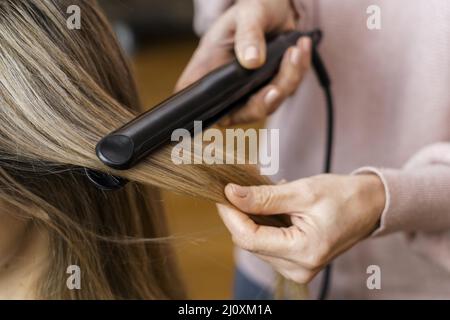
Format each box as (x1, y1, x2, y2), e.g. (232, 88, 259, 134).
(0, 0, 275, 299)
(0, 0, 188, 299)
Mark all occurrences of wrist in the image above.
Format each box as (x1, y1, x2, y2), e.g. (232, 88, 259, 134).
(354, 174, 386, 234)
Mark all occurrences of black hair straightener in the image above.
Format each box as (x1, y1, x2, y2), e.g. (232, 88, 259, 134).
(86, 29, 334, 300)
(86, 29, 331, 191)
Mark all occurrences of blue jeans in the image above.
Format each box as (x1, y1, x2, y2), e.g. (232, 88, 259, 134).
(233, 268, 273, 300)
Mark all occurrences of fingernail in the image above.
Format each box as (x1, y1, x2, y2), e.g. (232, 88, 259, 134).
(301, 37, 312, 52)
(229, 184, 248, 198)
(290, 48, 302, 66)
(264, 88, 280, 106)
(244, 46, 259, 62)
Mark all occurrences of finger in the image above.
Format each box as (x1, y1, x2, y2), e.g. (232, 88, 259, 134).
(175, 10, 236, 91)
(271, 37, 312, 97)
(226, 85, 283, 125)
(300, 37, 313, 70)
(234, 4, 267, 69)
(254, 253, 319, 284)
(225, 37, 312, 125)
(217, 204, 298, 254)
(224, 183, 301, 215)
(176, 48, 231, 91)
(254, 243, 324, 270)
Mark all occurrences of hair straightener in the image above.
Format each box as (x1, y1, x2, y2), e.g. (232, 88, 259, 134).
(86, 29, 334, 300)
(86, 29, 330, 190)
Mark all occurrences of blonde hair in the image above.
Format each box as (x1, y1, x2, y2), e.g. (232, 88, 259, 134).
(0, 0, 285, 299)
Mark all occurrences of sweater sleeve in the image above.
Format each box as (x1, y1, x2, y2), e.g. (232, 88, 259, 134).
(353, 143, 450, 236)
(193, 0, 235, 36)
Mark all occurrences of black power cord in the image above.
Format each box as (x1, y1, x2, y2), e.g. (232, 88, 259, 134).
(311, 31, 334, 300)
(318, 87, 333, 300)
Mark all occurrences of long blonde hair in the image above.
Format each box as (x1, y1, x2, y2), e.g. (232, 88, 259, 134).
(0, 0, 280, 299)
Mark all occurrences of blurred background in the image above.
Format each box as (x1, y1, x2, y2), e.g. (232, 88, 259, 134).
(99, 0, 236, 299)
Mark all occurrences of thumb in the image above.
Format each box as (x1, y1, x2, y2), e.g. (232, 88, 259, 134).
(175, 46, 230, 92)
(225, 183, 297, 215)
(234, 14, 267, 69)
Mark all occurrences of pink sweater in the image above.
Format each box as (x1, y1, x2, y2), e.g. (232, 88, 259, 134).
(194, 0, 450, 298)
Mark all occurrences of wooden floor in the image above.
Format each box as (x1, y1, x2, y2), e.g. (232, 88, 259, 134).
(132, 38, 235, 299)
